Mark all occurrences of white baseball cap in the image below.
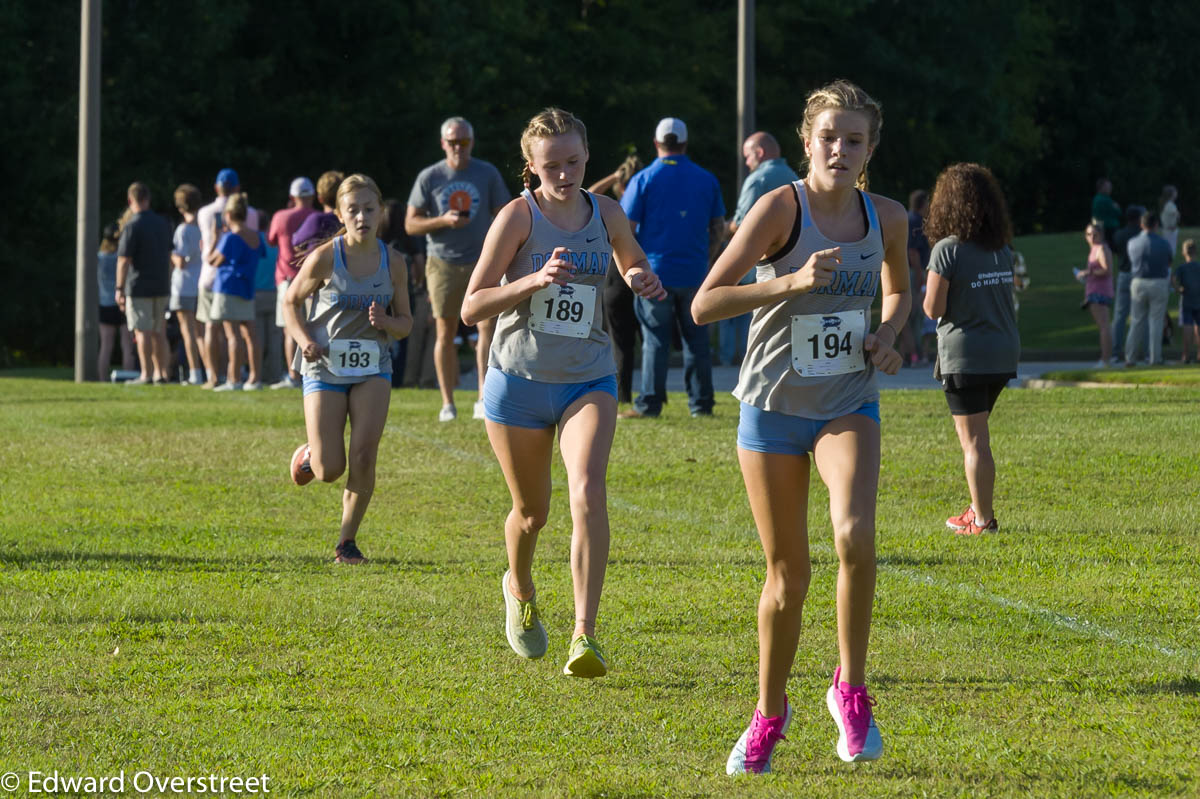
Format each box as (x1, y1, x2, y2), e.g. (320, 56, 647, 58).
(654, 117, 688, 143)
(289, 177, 315, 197)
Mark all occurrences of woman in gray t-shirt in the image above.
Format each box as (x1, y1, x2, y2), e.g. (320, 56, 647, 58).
(923, 163, 1020, 536)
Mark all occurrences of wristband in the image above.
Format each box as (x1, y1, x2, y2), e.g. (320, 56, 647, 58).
(879, 320, 899, 341)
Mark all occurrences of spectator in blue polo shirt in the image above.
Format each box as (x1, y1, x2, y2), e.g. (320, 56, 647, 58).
(620, 117, 726, 418)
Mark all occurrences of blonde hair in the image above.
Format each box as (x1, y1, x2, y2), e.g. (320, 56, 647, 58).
(797, 79, 882, 191)
(290, 174, 384, 267)
(336, 174, 383, 209)
(519, 108, 589, 188)
(1184, 239, 1197, 257)
(225, 192, 248, 222)
(316, 170, 344, 208)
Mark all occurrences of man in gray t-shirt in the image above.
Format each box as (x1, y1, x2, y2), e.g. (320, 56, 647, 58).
(116, 181, 173, 385)
(405, 116, 510, 421)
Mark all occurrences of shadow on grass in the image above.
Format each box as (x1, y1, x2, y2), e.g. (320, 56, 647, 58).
(1131, 676, 1200, 696)
(0, 550, 474, 574)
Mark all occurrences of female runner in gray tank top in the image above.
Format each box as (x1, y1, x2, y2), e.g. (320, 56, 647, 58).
(693, 81, 909, 773)
(282, 175, 412, 565)
(462, 108, 664, 678)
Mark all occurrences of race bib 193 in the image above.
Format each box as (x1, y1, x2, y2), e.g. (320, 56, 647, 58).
(328, 339, 380, 377)
(790, 309, 866, 377)
(528, 283, 596, 339)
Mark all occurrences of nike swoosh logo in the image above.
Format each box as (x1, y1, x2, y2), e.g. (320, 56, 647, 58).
(373, 282, 382, 287)
(860, 252, 877, 260)
(586, 236, 599, 243)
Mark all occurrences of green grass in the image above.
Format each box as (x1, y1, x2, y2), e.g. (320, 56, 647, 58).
(1, 376, 1198, 797)
(1012, 225, 1197, 353)
(1040, 365, 1200, 386)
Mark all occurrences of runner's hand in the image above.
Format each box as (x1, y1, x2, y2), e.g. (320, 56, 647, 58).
(629, 269, 666, 300)
(864, 331, 902, 375)
(531, 246, 575, 288)
(368, 301, 391, 331)
(300, 339, 325, 362)
(790, 247, 840, 293)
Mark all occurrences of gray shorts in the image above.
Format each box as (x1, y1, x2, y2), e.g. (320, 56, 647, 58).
(275, 278, 292, 327)
(196, 285, 215, 324)
(126, 296, 167, 332)
(170, 294, 198, 313)
(210, 292, 254, 322)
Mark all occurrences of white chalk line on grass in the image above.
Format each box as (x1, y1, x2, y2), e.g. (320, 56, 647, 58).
(390, 426, 1193, 663)
(886, 567, 1194, 662)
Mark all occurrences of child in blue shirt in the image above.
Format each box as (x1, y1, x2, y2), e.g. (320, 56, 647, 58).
(208, 193, 266, 389)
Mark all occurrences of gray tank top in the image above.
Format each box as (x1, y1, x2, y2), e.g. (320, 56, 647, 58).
(489, 190, 616, 383)
(733, 181, 884, 418)
(295, 236, 394, 383)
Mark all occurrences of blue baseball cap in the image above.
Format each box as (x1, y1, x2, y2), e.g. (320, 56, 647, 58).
(216, 168, 239, 187)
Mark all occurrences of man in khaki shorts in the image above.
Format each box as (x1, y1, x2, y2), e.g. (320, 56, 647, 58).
(406, 117, 510, 421)
(115, 182, 173, 385)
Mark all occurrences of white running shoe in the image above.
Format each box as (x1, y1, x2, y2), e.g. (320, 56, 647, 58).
(213, 382, 243, 393)
(242, 381, 262, 391)
(473, 400, 486, 420)
(270, 376, 300, 390)
(438, 404, 457, 422)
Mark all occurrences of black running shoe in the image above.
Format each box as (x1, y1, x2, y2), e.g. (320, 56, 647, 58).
(334, 540, 367, 565)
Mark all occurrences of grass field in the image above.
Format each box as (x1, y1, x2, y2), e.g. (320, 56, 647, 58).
(1012, 225, 1198, 354)
(1, 374, 1198, 797)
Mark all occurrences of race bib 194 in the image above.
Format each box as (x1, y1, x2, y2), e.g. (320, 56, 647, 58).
(790, 309, 866, 377)
(328, 339, 380, 377)
(528, 284, 596, 339)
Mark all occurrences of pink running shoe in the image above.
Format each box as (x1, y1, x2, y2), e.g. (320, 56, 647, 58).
(291, 443, 314, 486)
(826, 667, 882, 762)
(946, 505, 975, 530)
(726, 698, 792, 775)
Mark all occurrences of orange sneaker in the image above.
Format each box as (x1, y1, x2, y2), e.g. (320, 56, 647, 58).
(945, 505, 975, 531)
(956, 516, 999, 536)
(290, 443, 314, 486)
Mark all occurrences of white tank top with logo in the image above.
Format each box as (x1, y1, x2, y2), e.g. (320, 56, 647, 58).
(489, 189, 616, 384)
(294, 236, 394, 383)
(734, 181, 884, 419)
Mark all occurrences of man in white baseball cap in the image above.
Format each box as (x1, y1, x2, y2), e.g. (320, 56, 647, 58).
(619, 116, 726, 418)
(267, 176, 317, 388)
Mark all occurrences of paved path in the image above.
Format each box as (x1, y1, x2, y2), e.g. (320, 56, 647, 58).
(456, 362, 1097, 393)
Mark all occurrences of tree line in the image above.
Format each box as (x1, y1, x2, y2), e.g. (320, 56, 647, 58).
(2, 0, 1194, 365)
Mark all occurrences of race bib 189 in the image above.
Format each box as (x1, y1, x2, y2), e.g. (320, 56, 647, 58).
(528, 283, 596, 339)
(328, 339, 380, 377)
(790, 309, 866, 377)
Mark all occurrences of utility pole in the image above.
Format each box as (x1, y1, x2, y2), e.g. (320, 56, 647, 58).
(736, 0, 755, 190)
(75, 0, 100, 382)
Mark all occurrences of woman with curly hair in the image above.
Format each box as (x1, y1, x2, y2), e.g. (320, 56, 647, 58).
(694, 79, 908, 773)
(922, 163, 1020, 536)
